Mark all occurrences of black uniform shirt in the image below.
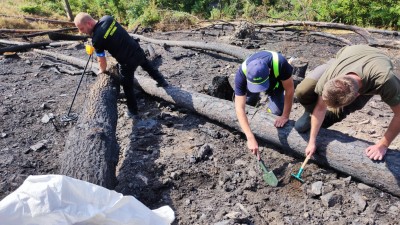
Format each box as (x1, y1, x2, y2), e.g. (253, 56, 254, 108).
(92, 15, 141, 65)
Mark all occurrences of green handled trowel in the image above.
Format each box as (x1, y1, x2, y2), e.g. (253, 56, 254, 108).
(258, 157, 279, 187)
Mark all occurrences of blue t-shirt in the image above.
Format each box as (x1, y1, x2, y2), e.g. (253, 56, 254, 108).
(234, 51, 293, 96)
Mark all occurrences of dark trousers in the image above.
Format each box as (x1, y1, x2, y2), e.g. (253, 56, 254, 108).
(246, 88, 285, 116)
(295, 59, 372, 127)
(119, 56, 165, 115)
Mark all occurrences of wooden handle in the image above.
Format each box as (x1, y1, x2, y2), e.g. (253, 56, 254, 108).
(300, 156, 311, 169)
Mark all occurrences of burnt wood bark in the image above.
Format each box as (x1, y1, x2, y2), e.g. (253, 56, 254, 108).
(132, 34, 307, 88)
(34, 49, 120, 189)
(0, 42, 49, 54)
(34, 48, 400, 197)
(255, 21, 400, 49)
(60, 71, 120, 189)
(130, 34, 253, 60)
(133, 74, 400, 197)
(48, 32, 88, 41)
(16, 28, 77, 38)
(34, 49, 99, 74)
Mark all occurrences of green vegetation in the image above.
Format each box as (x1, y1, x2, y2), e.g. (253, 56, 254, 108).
(13, 0, 400, 29)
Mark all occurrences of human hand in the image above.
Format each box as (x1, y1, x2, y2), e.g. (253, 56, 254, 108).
(365, 144, 387, 160)
(305, 143, 316, 158)
(274, 116, 289, 128)
(247, 137, 259, 159)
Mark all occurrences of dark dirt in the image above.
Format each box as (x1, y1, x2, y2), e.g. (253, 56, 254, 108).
(1, 26, 400, 225)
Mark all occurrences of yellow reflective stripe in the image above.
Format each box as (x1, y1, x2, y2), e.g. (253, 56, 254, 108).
(268, 51, 279, 78)
(241, 51, 279, 78)
(103, 20, 116, 39)
(110, 26, 117, 36)
(241, 60, 248, 75)
(241, 51, 280, 89)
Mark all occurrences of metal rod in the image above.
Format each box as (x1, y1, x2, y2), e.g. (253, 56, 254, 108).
(65, 54, 92, 116)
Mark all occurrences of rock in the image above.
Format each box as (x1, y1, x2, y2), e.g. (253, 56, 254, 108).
(29, 140, 48, 152)
(310, 181, 323, 196)
(357, 183, 371, 190)
(189, 155, 197, 163)
(196, 144, 213, 160)
(352, 192, 367, 211)
(214, 220, 230, 225)
(329, 179, 346, 189)
(388, 206, 399, 215)
(322, 183, 335, 195)
(170, 171, 182, 180)
(224, 211, 241, 219)
(234, 159, 247, 166)
(1, 133, 7, 138)
(358, 119, 370, 124)
(40, 103, 50, 109)
(303, 212, 310, 219)
(41, 113, 54, 123)
(320, 191, 343, 207)
(342, 176, 351, 185)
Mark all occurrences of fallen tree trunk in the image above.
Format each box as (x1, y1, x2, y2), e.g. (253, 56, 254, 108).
(133, 74, 400, 197)
(0, 14, 75, 26)
(17, 28, 77, 38)
(130, 34, 253, 60)
(37, 49, 400, 197)
(48, 32, 88, 41)
(0, 42, 49, 54)
(33, 49, 120, 189)
(34, 49, 99, 74)
(254, 21, 400, 49)
(60, 70, 120, 189)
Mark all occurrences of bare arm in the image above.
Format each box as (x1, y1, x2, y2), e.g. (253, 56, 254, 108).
(275, 77, 294, 127)
(366, 103, 400, 160)
(97, 56, 107, 73)
(235, 95, 259, 157)
(306, 96, 327, 157)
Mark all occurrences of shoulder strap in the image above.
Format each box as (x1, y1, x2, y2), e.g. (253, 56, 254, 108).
(241, 51, 279, 78)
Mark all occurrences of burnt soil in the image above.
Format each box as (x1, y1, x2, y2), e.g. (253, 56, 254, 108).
(1, 27, 400, 225)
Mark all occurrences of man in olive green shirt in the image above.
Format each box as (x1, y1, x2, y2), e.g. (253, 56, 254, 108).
(295, 45, 400, 160)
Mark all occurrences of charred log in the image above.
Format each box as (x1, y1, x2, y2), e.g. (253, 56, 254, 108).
(207, 76, 234, 101)
(0, 42, 49, 54)
(60, 70, 120, 189)
(48, 32, 88, 41)
(34, 48, 400, 197)
(17, 28, 77, 38)
(133, 74, 400, 198)
(130, 34, 254, 60)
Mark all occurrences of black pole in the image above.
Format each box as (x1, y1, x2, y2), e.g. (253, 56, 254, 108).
(66, 54, 92, 117)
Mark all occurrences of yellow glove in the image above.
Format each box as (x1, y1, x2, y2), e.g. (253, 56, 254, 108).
(85, 45, 94, 55)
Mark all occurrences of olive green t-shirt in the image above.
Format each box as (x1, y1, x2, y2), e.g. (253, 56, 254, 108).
(315, 45, 400, 106)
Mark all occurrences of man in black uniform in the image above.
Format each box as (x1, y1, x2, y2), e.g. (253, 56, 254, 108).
(74, 12, 168, 119)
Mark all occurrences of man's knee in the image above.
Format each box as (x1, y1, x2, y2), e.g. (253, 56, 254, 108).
(295, 78, 318, 103)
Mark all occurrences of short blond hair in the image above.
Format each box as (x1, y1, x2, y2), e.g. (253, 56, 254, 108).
(322, 75, 359, 109)
(74, 12, 93, 25)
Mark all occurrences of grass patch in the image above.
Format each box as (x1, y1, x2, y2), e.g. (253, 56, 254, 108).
(156, 10, 198, 31)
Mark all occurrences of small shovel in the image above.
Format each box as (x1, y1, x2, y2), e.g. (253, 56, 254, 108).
(258, 155, 279, 187)
(291, 156, 311, 183)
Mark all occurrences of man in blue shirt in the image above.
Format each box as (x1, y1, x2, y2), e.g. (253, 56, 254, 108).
(74, 12, 168, 119)
(235, 51, 294, 157)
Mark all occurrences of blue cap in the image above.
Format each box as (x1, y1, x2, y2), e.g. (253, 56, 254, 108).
(246, 58, 270, 93)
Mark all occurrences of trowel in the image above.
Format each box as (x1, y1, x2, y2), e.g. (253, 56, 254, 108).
(258, 157, 279, 187)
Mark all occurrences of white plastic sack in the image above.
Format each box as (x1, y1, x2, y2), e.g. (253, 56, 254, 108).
(0, 175, 174, 225)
